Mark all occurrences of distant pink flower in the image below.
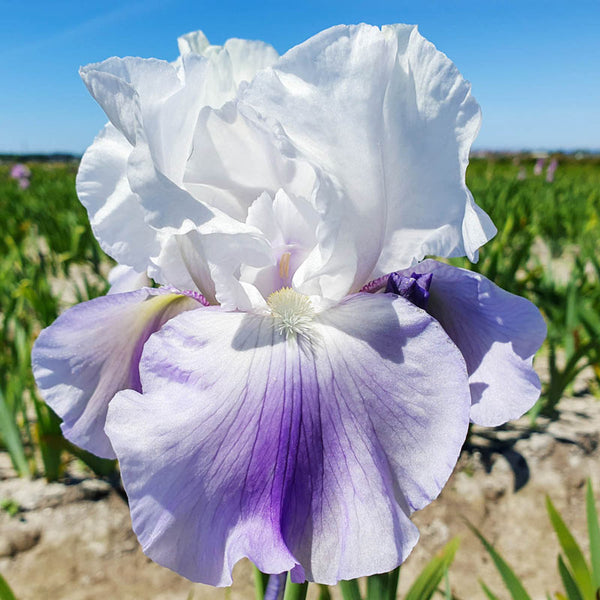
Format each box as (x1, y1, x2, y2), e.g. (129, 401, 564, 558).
(546, 159, 558, 182)
(533, 158, 545, 176)
(10, 163, 30, 179)
(10, 163, 31, 189)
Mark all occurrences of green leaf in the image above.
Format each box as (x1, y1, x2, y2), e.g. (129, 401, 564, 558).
(557, 555, 584, 600)
(0, 572, 17, 600)
(546, 496, 595, 598)
(586, 480, 600, 591)
(405, 537, 460, 600)
(467, 521, 532, 600)
(0, 389, 30, 478)
(339, 579, 362, 600)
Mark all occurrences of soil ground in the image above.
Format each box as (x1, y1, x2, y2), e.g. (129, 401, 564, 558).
(1, 391, 599, 600)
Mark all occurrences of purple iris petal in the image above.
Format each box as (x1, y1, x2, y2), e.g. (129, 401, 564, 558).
(106, 293, 471, 585)
(396, 259, 546, 426)
(32, 287, 202, 458)
(385, 272, 432, 309)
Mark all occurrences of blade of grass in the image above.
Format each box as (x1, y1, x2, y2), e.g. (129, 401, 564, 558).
(585, 480, 600, 591)
(467, 521, 532, 600)
(546, 496, 594, 598)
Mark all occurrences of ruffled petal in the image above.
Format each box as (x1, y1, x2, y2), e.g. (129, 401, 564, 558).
(184, 102, 318, 221)
(242, 24, 495, 297)
(32, 289, 201, 458)
(76, 123, 159, 271)
(80, 57, 182, 146)
(105, 293, 470, 584)
(404, 260, 547, 425)
(178, 31, 278, 97)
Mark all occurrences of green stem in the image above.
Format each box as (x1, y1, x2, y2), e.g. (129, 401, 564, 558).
(283, 575, 308, 600)
(387, 567, 401, 600)
(339, 579, 362, 600)
(252, 564, 270, 600)
(367, 573, 388, 600)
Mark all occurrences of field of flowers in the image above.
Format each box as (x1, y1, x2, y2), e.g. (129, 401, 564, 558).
(0, 154, 599, 598)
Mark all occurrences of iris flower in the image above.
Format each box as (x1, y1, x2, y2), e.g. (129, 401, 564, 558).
(32, 25, 545, 585)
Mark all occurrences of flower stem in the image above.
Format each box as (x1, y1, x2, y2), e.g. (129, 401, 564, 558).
(282, 575, 308, 600)
(366, 573, 388, 600)
(339, 579, 362, 600)
(253, 564, 270, 600)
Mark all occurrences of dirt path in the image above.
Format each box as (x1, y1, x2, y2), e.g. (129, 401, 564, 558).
(1, 394, 599, 600)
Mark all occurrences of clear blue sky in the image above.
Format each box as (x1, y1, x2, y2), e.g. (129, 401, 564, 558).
(1, 0, 599, 154)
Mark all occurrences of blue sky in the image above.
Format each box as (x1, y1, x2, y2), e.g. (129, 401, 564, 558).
(1, 0, 598, 154)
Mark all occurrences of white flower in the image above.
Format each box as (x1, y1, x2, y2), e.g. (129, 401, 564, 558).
(33, 25, 545, 586)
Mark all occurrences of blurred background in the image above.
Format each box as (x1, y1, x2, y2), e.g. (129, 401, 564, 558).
(0, 1, 599, 599)
(1, 0, 599, 154)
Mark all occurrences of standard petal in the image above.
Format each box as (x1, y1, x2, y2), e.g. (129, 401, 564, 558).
(80, 57, 182, 145)
(32, 289, 201, 458)
(76, 123, 160, 271)
(105, 293, 470, 584)
(404, 260, 547, 425)
(242, 24, 495, 297)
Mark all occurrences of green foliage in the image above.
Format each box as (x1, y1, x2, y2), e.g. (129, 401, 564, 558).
(474, 479, 600, 600)
(0, 163, 113, 481)
(454, 155, 600, 419)
(250, 538, 458, 600)
(1, 155, 599, 480)
(467, 520, 532, 600)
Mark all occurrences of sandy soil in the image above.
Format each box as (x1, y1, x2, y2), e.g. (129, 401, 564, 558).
(1, 392, 598, 600)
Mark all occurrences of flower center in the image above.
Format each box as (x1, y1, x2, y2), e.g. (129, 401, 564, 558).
(267, 287, 314, 340)
(278, 251, 291, 280)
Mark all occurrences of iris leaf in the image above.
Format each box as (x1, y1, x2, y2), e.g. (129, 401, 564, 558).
(0, 572, 17, 600)
(546, 496, 594, 599)
(467, 521, 532, 600)
(585, 481, 600, 591)
(480, 581, 502, 600)
(557, 555, 584, 600)
(0, 389, 30, 478)
(404, 537, 459, 600)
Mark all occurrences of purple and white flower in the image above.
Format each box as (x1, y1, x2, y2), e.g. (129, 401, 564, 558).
(32, 25, 545, 586)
